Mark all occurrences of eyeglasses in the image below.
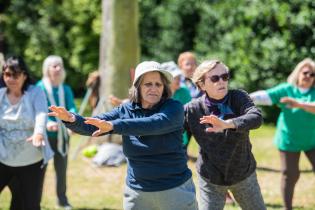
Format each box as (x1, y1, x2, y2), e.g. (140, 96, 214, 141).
(3, 71, 23, 79)
(142, 82, 164, 88)
(302, 72, 315, 77)
(207, 73, 229, 83)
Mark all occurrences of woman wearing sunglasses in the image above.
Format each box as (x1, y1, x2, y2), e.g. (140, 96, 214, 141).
(184, 59, 266, 210)
(0, 56, 53, 210)
(250, 58, 315, 210)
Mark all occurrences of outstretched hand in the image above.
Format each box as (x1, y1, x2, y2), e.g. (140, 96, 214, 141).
(200, 115, 226, 132)
(84, 117, 113, 137)
(48, 105, 75, 122)
(280, 97, 300, 108)
(200, 115, 235, 133)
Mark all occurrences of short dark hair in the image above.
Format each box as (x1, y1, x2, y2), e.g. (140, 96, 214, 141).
(129, 72, 172, 104)
(1, 56, 34, 92)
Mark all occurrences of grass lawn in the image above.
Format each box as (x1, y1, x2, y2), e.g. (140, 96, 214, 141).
(1, 125, 315, 210)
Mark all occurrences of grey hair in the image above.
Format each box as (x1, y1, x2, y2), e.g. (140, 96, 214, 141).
(287, 58, 315, 87)
(192, 59, 229, 89)
(42, 55, 66, 82)
(129, 71, 172, 104)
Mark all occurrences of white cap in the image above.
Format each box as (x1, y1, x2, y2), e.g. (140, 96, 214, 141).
(133, 61, 173, 85)
(161, 61, 182, 78)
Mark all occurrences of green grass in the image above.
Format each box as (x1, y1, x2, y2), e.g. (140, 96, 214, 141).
(1, 125, 315, 210)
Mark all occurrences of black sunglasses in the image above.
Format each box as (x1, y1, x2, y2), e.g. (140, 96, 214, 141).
(207, 73, 230, 83)
(3, 71, 23, 79)
(302, 71, 315, 77)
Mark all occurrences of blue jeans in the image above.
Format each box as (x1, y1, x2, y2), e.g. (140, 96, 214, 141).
(198, 172, 266, 210)
(123, 178, 198, 210)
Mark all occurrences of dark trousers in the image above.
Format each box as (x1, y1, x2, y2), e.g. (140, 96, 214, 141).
(279, 148, 315, 210)
(49, 137, 69, 205)
(0, 160, 46, 210)
(8, 177, 24, 210)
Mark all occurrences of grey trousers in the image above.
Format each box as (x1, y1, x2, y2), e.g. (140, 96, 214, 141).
(198, 172, 266, 210)
(123, 178, 198, 210)
(49, 137, 69, 205)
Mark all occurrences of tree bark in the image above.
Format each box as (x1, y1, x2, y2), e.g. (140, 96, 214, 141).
(99, 0, 139, 104)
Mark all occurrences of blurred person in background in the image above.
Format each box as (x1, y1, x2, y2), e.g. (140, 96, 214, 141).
(161, 61, 191, 148)
(250, 58, 315, 210)
(37, 55, 77, 210)
(0, 56, 53, 210)
(177, 51, 202, 99)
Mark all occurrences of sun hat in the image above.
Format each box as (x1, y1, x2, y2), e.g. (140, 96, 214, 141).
(133, 61, 173, 85)
(161, 61, 182, 78)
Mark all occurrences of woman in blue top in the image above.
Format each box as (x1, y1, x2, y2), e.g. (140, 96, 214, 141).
(48, 61, 197, 210)
(0, 56, 53, 210)
(37, 55, 77, 209)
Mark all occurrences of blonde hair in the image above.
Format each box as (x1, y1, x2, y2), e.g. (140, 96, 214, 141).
(287, 58, 315, 87)
(192, 59, 229, 89)
(42, 55, 66, 82)
(177, 52, 197, 68)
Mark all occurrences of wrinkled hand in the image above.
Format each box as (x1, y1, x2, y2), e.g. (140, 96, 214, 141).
(48, 106, 75, 122)
(200, 115, 229, 133)
(27, 133, 45, 147)
(280, 97, 300, 108)
(84, 117, 113, 137)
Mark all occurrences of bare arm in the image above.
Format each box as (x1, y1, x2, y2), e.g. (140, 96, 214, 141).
(249, 90, 272, 105)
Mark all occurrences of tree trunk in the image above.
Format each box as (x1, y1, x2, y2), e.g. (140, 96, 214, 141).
(99, 0, 139, 104)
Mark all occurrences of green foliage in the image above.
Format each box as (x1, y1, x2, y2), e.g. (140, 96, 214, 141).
(192, 0, 315, 121)
(1, 0, 314, 122)
(195, 0, 314, 91)
(139, 0, 201, 62)
(2, 0, 101, 95)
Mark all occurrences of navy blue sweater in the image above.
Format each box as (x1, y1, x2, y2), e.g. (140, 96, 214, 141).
(65, 98, 192, 191)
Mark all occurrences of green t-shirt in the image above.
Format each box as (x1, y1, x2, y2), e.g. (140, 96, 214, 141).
(267, 83, 315, 152)
(172, 87, 192, 145)
(172, 87, 192, 105)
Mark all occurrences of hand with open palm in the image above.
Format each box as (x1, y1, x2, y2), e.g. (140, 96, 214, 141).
(200, 115, 235, 133)
(84, 117, 113, 137)
(48, 105, 76, 122)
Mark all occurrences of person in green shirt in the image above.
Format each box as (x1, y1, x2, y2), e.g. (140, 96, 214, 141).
(161, 61, 191, 146)
(250, 58, 315, 210)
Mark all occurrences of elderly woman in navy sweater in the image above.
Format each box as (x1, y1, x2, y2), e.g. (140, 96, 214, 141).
(48, 61, 198, 210)
(184, 59, 265, 210)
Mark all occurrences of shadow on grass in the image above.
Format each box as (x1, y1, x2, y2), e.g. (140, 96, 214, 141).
(228, 202, 306, 210)
(257, 166, 313, 173)
(265, 203, 308, 209)
(265, 203, 283, 209)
